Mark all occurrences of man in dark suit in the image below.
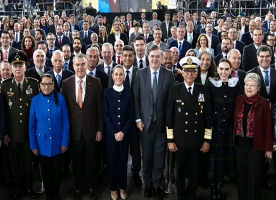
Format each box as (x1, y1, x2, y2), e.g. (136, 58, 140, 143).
(13, 23, 23, 50)
(184, 21, 199, 49)
(142, 21, 154, 44)
(62, 44, 74, 72)
(79, 20, 93, 46)
(29, 41, 54, 68)
(70, 31, 87, 55)
(242, 28, 264, 71)
(195, 16, 206, 34)
(107, 19, 128, 47)
(0, 31, 19, 60)
(133, 36, 149, 69)
(69, 14, 80, 32)
(46, 33, 59, 59)
(125, 13, 133, 31)
(192, 12, 200, 28)
(228, 27, 245, 56)
(166, 56, 212, 200)
(25, 49, 52, 83)
(55, 25, 70, 49)
(1, 51, 40, 200)
(160, 11, 174, 44)
(61, 54, 104, 200)
(31, 19, 46, 40)
(96, 43, 117, 80)
(169, 25, 192, 60)
(215, 38, 232, 65)
(228, 49, 246, 90)
(45, 50, 74, 93)
(134, 45, 175, 199)
(63, 22, 73, 41)
(170, 46, 184, 83)
(241, 20, 256, 46)
(204, 22, 220, 55)
(0, 93, 4, 147)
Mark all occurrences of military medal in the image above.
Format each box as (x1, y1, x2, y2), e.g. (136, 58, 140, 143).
(26, 85, 33, 95)
(8, 99, 12, 109)
(198, 93, 205, 102)
(7, 88, 14, 96)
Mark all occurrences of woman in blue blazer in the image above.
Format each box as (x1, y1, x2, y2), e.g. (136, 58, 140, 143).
(29, 74, 70, 200)
(103, 65, 135, 200)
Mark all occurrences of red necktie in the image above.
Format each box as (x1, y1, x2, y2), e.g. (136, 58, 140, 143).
(117, 55, 121, 64)
(233, 71, 236, 77)
(128, 22, 131, 30)
(59, 37, 62, 48)
(232, 43, 235, 49)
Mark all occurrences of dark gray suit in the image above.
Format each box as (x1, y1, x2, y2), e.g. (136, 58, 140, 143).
(1, 47, 18, 59)
(134, 66, 174, 187)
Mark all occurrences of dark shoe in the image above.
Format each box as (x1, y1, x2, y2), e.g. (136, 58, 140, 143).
(26, 190, 38, 199)
(89, 188, 98, 199)
(144, 185, 153, 198)
(264, 178, 273, 189)
(62, 168, 71, 180)
(186, 194, 196, 200)
(11, 193, 20, 200)
(210, 183, 217, 200)
(73, 189, 81, 200)
(153, 186, 163, 199)
(133, 175, 142, 187)
(54, 196, 60, 200)
(46, 196, 52, 200)
(217, 183, 222, 200)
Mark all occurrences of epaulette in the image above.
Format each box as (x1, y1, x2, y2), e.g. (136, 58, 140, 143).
(26, 77, 39, 82)
(2, 78, 12, 83)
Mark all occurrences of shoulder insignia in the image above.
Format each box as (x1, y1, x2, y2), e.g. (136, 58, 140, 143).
(209, 77, 222, 87)
(26, 77, 39, 82)
(228, 77, 239, 87)
(2, 78, 12, 83)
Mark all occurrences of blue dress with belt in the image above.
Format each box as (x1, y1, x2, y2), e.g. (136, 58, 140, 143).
(103, 86, 134, 190)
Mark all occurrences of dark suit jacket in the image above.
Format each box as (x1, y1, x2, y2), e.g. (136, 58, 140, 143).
(264, 20, 271, 31)
(61, 75, 104, 141)
(160, 21, 174, 39)
(107, 33, 128, 47)
(30, 58, 53, 69)
(133, 66, 175, 134)
(13, 31, 24, 49)
(233, 69, 246, 91)
(94, 69, 109, 90)
(184, 32, 199, 49)
(195, 70, 212, 85)
(141, 33, 154, 44)
(63, 32, 73, 41)
(200, 28, 218, 36)
(214, 52, 224, 65)
(247, 67, 276, 104)
(133, 57, 149, 69)
(210, 35, 220, 56)
(70, 24, 80, 32)
(25, 66, 52, 83)
(1, 47, 19, 59)
(45, 69, 74, 93)
(49, 24, 56, 35)
(79, 30, 93, 46)
(242, 43, 258, 71)
(96, 62, 118, 81)
(241, 32, 253, 46)
(271, 63, 275, 69)
(55, 35, 70, 49)
(64, 60, 74, 73)
(169, 39, 192, 60)
(108, 66, 138, 89)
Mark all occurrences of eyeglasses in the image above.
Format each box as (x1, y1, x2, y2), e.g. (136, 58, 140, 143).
(183, 69, 197, 73)
(47, 38, 55, 40)
(40, 82, 53, 87)
(62, 50, 71, 53)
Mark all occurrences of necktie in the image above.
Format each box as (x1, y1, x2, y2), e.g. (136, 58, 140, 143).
(188, 34, 192, 43)
(17, 83, 21, 96)
(264, 70, 269, 86)
(16, 33, 18, 42)
(64, 62, 69, 70)
(117, 56, 121, 64)
(232, 42, 235, 49)
(38, 70, 43, 77)
(188, 87, 192, 99)
(179, 42, 182, 54)
(49, 49, 53, 58)
(78, 80, 83, 108)
(125, 70, 130, 88)
(4, 50, 8, 60)
(128, 22, 131, 30)
(145, 35, 148, 43)
(152, 71, 158, 121)
(233, 71, 236, 77)
(84, 32, 88, 41)
(89, 71, 94, 77)
(139, 60, 143, 69)
(56, 74, 61, 87)
(106, 66, 111, 76)
(59, 36, 62, 48)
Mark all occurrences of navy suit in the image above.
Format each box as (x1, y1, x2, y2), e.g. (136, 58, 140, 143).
(184, 32, 199, 49)
(214, 52, 224, 65)
(96, 62, 118, 79)
(70, 24, 80, 32)
(92, 69, 109, 90)
(264, 20, 271, 31)
(141, 34, 154, 44)
(242, 43, 258, 71)
(79, 30, 93, 46)
(25, 66, 52, 83)
(241, 32, 253, 46)
(169, 40, 192, 60)
(45, 69, 74, 93)
(13, 31, 23, 50)
(200, 28, 218, 36)
(103, 87, 134, 190)
(55, 35, 70, 49)
(210, 35, 220, 56)
(107, 33, 128, 47)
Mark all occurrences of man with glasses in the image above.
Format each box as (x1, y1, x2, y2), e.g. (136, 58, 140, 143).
(62, 44, 74, 72)
(202, 22, 220, 56)
(241, 20, 256, 46)
(1, 51, 40, 200)
(108, 19, 128, 47)
(29, 41, 53, 68)
(46, 33, 58, 59)
(166, 56, 212, 200)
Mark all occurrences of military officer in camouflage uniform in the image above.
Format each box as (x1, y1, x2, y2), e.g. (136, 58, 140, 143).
(166, 56, 213, 200)
(1, 51, 39, 200)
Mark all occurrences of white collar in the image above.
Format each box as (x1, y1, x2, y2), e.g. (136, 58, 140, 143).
(113, 84, 124, 92)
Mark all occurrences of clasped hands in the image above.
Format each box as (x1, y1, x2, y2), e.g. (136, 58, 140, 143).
(114, 131, 124, 142)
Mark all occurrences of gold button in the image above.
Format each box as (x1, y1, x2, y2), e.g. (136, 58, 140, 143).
(185, 121, 188, 124)
(19, 98, 22, 101)
(224, 95, 227, 98)
(185, 112, 188, 115)
(20, 106, 22, 108)
(199, 103, 201, 105)
(194, 130, 197, 133)
(48, 119, 51, 121)
(20, 120, 22, 123)
(185, 129, 188, 132)
(118, 115, 120, 118)
(50, 137, 52, 139)
(195, 112, 198, 115)
(20, 113, 22, 115)
(195, 121, 197, 124)
(118, 108, 120, 110)
(181, 102, 184, 105)
(118, 122, 120, 125)
(49, 128, 51, 130)
(223, 108, 226, 110)
(118, 100, 120, 102)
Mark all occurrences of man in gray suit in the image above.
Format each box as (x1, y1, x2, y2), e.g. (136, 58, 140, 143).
(146, 28, 169, 56)
(0, 31, 18, 60)
(134, 45, 175, 199)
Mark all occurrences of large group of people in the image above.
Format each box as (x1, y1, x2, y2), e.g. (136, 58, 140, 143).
(0, 5, 276, 200)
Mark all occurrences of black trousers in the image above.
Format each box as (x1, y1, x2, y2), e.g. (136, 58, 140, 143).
(130, 123, 141, 178)
(234, 145, 264, 200)
(71, 136, 96, 190)
(8, 141, 33, 194)
(175, 146, 200, 199)
(0, 144, 11, 181)
(95, 131, 107, 175)
(140, 122, 166, 187)
(39, 154, 62, 198)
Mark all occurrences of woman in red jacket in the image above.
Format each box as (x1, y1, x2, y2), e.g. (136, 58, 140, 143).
(234, 73, 273, 200)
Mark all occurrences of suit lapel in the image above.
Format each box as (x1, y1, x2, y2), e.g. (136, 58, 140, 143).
(156, 67, 165, 102)
(83, 76, 91, 106)
(181, 83, 192, 106)
(256, 67, 268, 96)
(144, 67, 153, 104)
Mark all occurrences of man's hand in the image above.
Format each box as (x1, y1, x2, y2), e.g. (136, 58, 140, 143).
(136, 121, 144, 131)
(95, 131, 102, 142)
(4, 135, 10, 146)
(265, 151, 273, 159)
(114, 131, 125, 142)
(200, 141, 210, 153)
(32, 149, 39, 156)
(61, 146, 67, 153)
(168, 142, 178, 152)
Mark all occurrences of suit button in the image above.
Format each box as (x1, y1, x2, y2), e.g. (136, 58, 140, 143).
(48, 119, 51, 121)
(20, 113, 22, 115)
(195, 121, 197, 124)
(185, 121, 188, 124)
(118, 108, 120, 110)
(185, 129, 188, 132)
(20, 120, 22, 123)
(118, 100, 120, 102)
(50, 137, 52, 139)
(195, 112, 198, 115)
(118, 122, 120, 125)
(185, 112, 188, 115)
(49, 128, 51, 130)
(118, 115, 120, 118)
(20, 106, 22, 108)
(224, 95, 227, 98)
(19, 98, 22, 101)
(194, 130, 197, 133)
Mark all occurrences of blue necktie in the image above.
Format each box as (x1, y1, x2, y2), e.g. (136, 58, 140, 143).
(64, 62, 69, 70)
(179, 42, 182, 54)
(56, 74, 61, 87)
(264, 70, 269, 86)
(49, 50, 53, 58)
(89, 71, 93, 77)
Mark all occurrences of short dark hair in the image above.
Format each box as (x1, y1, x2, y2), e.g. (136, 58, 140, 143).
(134, 36, 146, 43)
(122, 45, 134, 54)
(257, 45, 272, 57)
(148, 45, 162, 54)
(35, 28, 44, 36)
(1, 31, 11, 38)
